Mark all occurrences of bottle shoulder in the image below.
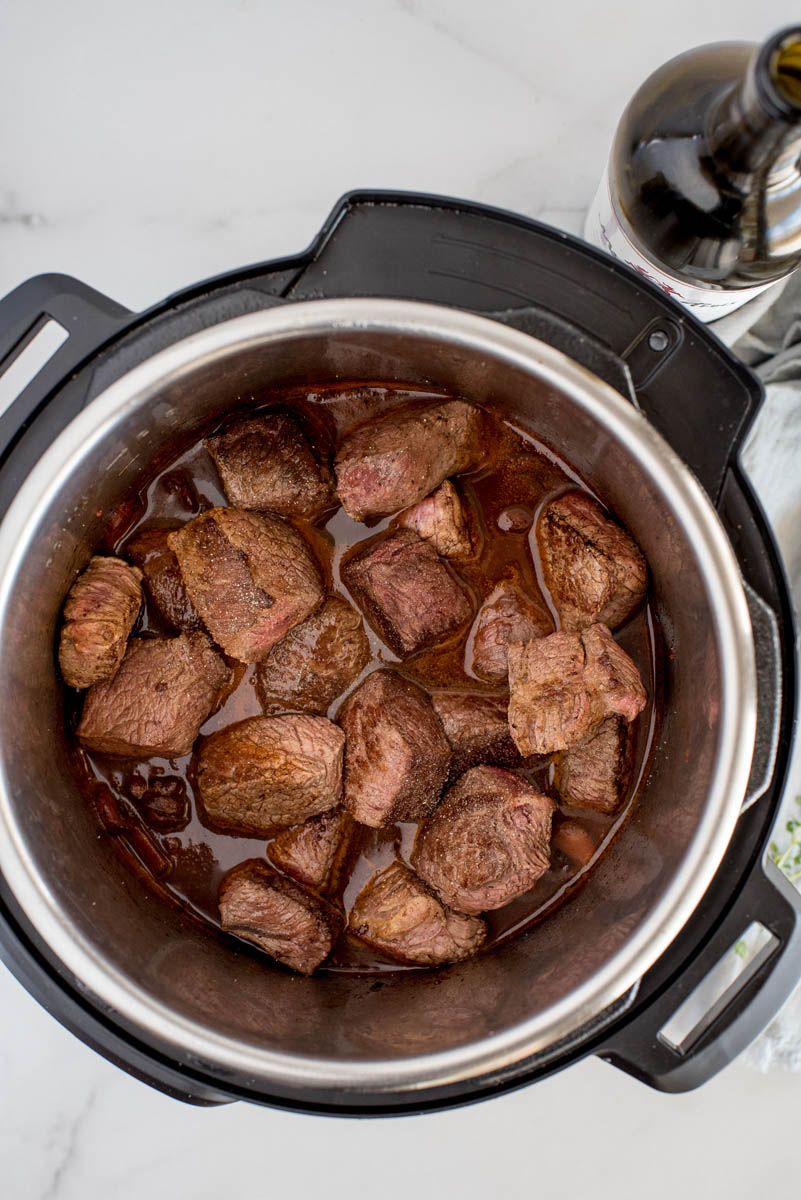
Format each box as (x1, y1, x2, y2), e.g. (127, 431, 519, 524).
(609, 43, 801, 286)
(613, 43, 751, 146)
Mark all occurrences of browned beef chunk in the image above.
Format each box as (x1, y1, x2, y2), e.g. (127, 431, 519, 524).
(581, 623, 648, 722)
(412, 766, 554, 914)
(205, 412, 333, 518)
(431, 691, 526, 779)
(338, 669, 451, 828)
(255, 596, 370, 715)
(124, 773, 191, 831)
(124, 527, 202, 632)
(218, 859, 343, 974)
(59, 556, 143, 689)
(537, 491, 647, 631)
(268, 807, 358, 896)
(335, 400, 488, 520)
(342, 529, 472, 658)
(508, 632, 587, 755)
(77, 632, 232, 757)
(349, 861, 487, 966)
(396, 480, 473, 559)
(554, 715, 633, 814)
(468, 578, 552, 682)
(197, 713, 344, 836)
(168, 508, 323, 662)
(507, 623, 647, 756)
(552, 819, 598, 867)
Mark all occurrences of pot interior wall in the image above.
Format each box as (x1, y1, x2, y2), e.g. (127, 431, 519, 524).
(0, 322, 729, 1070)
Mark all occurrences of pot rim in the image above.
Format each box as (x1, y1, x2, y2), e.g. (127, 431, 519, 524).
(0, 298, 757, 1098)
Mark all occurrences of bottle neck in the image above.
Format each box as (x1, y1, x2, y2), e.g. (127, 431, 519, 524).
(707, 28, 801, 178)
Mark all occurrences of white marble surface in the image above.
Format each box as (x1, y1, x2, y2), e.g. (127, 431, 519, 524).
(2, 2, 801, 1196)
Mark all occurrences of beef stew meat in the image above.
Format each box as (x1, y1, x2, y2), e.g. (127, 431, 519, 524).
(197, 714, 345, 837)
(551, 819, 599, 868)
(554, 715, 633, 815)
(395, 480, 474, 559)
(468, 577, 552, 683)
(218, 860, 344, 975)
(431, 691, 528, 779)
(205, 412, 334, 518)
(338, 669, 451, 828)
(168, 507, 324, 662)
(335, 399, 489, 519)
(268, 807, 359, 898)
(507, 624, 647, 756)
(78, 632, 232, 757)
(582, 623, 649, 723)
(64, 384, 661, 978)
(349, 861, 488, 966)
(255, 596, 370, 716)
(124, 527, 203, 632)
(59, 556, 143, 689)
(413, 766, 554, 915)
(342, 528, 473, 657)
(537, 490, 648, 632)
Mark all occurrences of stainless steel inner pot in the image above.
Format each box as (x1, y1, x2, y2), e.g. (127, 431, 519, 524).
(0, 299, 756, 1107)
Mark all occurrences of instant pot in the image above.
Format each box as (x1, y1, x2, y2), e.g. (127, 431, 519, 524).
(0, 191, 798, 1114)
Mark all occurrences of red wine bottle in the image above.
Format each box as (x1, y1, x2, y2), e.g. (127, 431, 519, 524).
(585, 27, 801, 321)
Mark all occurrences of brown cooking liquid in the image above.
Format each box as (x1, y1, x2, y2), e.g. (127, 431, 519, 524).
(66, 384, 663, 975)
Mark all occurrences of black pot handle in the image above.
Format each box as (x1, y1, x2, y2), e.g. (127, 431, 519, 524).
(0, 273, 131, 466)
(597, 854, 801, 1091)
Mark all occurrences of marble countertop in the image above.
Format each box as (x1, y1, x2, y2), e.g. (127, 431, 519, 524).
(1, 2, 800, 1197)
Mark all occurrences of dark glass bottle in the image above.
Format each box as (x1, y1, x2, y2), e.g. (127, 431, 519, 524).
(585, 27, 801, 321)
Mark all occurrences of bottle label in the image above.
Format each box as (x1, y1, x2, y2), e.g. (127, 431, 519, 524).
(584, 169, 778, 322)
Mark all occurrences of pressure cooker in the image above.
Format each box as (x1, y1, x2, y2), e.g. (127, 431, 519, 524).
(0, 192, 797, 1113)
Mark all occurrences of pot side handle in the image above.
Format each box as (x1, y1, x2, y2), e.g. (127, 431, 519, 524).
(596, 855, 801, 1092)
(742, 583, 783, 812)
(0, 274, 131, 469)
